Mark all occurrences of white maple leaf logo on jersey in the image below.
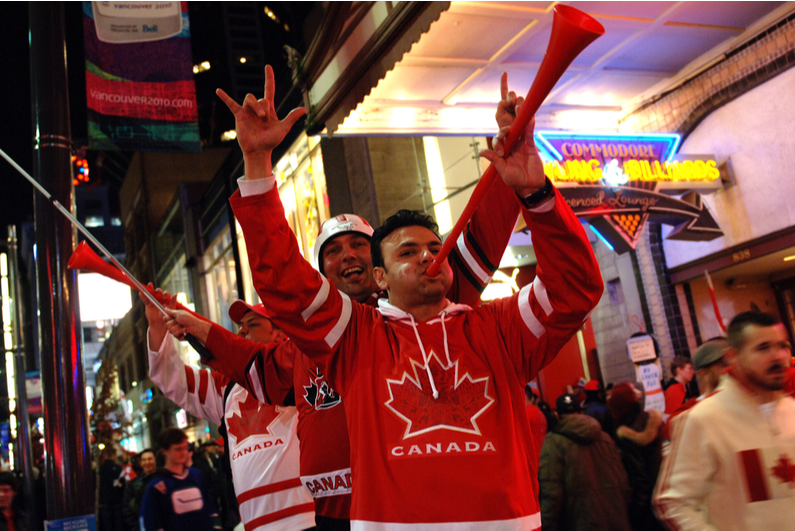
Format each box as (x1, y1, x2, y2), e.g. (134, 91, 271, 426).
(385, 351, 495, 439)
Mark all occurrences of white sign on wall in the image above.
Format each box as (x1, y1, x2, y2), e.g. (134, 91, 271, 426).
(627, 335, 657, 363)
(635, 361, 665, 412)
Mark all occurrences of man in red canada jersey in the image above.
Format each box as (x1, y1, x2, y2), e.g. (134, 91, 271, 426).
(165, 65, 602, 529)
(156, 69, 526, 530)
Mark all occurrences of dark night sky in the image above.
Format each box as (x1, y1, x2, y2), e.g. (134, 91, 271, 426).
(0, 3, 34, 231)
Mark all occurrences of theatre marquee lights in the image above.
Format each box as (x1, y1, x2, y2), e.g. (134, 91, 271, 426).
(532, 131, 724, 253)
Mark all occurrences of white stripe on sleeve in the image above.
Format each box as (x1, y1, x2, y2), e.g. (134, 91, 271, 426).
(518, 284, 546, 338)
(302, 276, 330, 322)
(325, 293, 352, 348)
(248, 362, 267, 403)
(456, 232, 492, 285)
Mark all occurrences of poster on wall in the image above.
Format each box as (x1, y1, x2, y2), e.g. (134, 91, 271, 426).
(83, 1, 200, 152)
(635, 361, 665, 412)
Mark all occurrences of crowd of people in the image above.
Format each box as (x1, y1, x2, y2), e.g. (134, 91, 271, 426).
(9, 64, 793, 530)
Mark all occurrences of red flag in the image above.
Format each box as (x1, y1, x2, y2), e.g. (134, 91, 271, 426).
(704, 270, 727, 333)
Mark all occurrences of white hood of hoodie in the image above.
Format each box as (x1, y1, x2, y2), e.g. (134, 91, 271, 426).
(376, 299, 473, 400)
(376, 299, 472, 322)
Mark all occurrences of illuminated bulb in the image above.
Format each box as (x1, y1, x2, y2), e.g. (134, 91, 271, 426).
(784, 255, 795, 262)
(201, 61, 210, 70)
(221, 130, 237, 142)
(239, 57, 247, 64)
(98, 443, 105, 450)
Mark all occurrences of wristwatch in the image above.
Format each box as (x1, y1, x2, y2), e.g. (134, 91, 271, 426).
(518, 177, 554, 208)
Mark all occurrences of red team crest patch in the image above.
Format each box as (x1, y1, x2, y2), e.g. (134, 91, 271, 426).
(226, 393, 283, 445)
(385, 351, 495, 439)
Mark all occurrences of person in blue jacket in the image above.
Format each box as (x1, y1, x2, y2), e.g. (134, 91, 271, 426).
(140, 427, 221, 531)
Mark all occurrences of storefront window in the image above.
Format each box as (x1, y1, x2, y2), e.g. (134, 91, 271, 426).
(421, 136, 489, 236)
(274, 133, 330, 262)
(203, 227, 238, 332)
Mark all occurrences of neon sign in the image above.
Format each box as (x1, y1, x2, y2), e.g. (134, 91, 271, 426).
(531, 131, 724, 253)
(543, 158, 720, 184)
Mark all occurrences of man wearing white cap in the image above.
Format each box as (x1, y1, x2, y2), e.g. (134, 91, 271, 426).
(144, 292, 315, 531)
(155, 92, 527, 529)
(155, 185, 521, 530)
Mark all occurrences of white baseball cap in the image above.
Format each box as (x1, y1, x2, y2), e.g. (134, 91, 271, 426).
(313, 214, 374, 274)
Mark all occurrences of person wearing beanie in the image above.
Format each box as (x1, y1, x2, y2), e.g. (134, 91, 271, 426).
(582, 380, 613, 434)
(608, 383, 665, 531)
(538, 394, 631, 531)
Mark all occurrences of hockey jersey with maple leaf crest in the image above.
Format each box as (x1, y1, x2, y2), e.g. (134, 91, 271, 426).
(204, 323, 354, 520)
(206, 173, 522, 522)
(148, 334, 315, 531)
(230, 180, 602, 530)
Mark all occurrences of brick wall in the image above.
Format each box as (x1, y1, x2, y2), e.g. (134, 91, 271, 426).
(616, 14, 795, 373)
(620, 14, 795, 137)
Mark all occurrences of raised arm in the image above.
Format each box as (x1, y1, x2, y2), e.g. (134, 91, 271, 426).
(449, 73, 537, 306)
(142, 291, 297, 408)
(141, 290, 226, 425)
(216, 65, 305, 182)
(477, 74, 603, 381)
(217, 67, 363, 377)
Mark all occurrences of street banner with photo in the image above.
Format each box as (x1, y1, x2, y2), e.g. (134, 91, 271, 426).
(83, 1, 200, 152)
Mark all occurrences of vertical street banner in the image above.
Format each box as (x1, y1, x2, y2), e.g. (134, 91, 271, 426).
(83, 2, 200, 152)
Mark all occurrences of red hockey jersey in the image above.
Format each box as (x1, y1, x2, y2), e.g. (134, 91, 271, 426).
(207, 175, 522, 521)
(230, 180, 602, 529)
(148, 334, 316, 530)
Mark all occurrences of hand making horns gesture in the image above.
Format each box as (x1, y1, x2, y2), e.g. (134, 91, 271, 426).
(216, 65, 307, 176)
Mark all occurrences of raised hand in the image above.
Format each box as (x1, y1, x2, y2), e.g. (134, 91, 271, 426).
(479, 73, 546, 197)
(140, 285, 176, 348)
(216, 65, 307, 178)
(161, 308, 212, 344)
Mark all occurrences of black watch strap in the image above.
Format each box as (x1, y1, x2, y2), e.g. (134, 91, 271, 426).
(518, 178, 554, 209)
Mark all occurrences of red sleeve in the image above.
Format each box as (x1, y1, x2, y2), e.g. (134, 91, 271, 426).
(204, 322, 297, 406)
(229, 189, 357, 376)
(785, 366, 795, 397)
(447, 178, 520, 306)
(482, 186, 604, 382)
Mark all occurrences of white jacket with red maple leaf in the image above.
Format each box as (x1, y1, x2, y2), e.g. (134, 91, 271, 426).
(148, 334, 315, 531)
(230, 179, 603, 530)
(653, 375, 795, 531)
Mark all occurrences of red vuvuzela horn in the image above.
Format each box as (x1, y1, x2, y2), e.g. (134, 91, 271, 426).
(426, 5, 605, 276)
(68, 241, 210, 323)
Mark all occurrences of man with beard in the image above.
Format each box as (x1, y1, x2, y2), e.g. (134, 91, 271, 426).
(654, 311, 795, 530)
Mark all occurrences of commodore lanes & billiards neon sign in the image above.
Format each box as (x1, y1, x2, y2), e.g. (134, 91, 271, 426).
(531, 131, 724, 254)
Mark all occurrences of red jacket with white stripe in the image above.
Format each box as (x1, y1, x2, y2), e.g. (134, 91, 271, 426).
(207, 176, 523, 521)
(230, 182, 602, 530)
(148, 334, 316, 531)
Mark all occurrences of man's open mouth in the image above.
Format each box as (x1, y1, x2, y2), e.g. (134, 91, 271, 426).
(342, 266, 364, 279)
